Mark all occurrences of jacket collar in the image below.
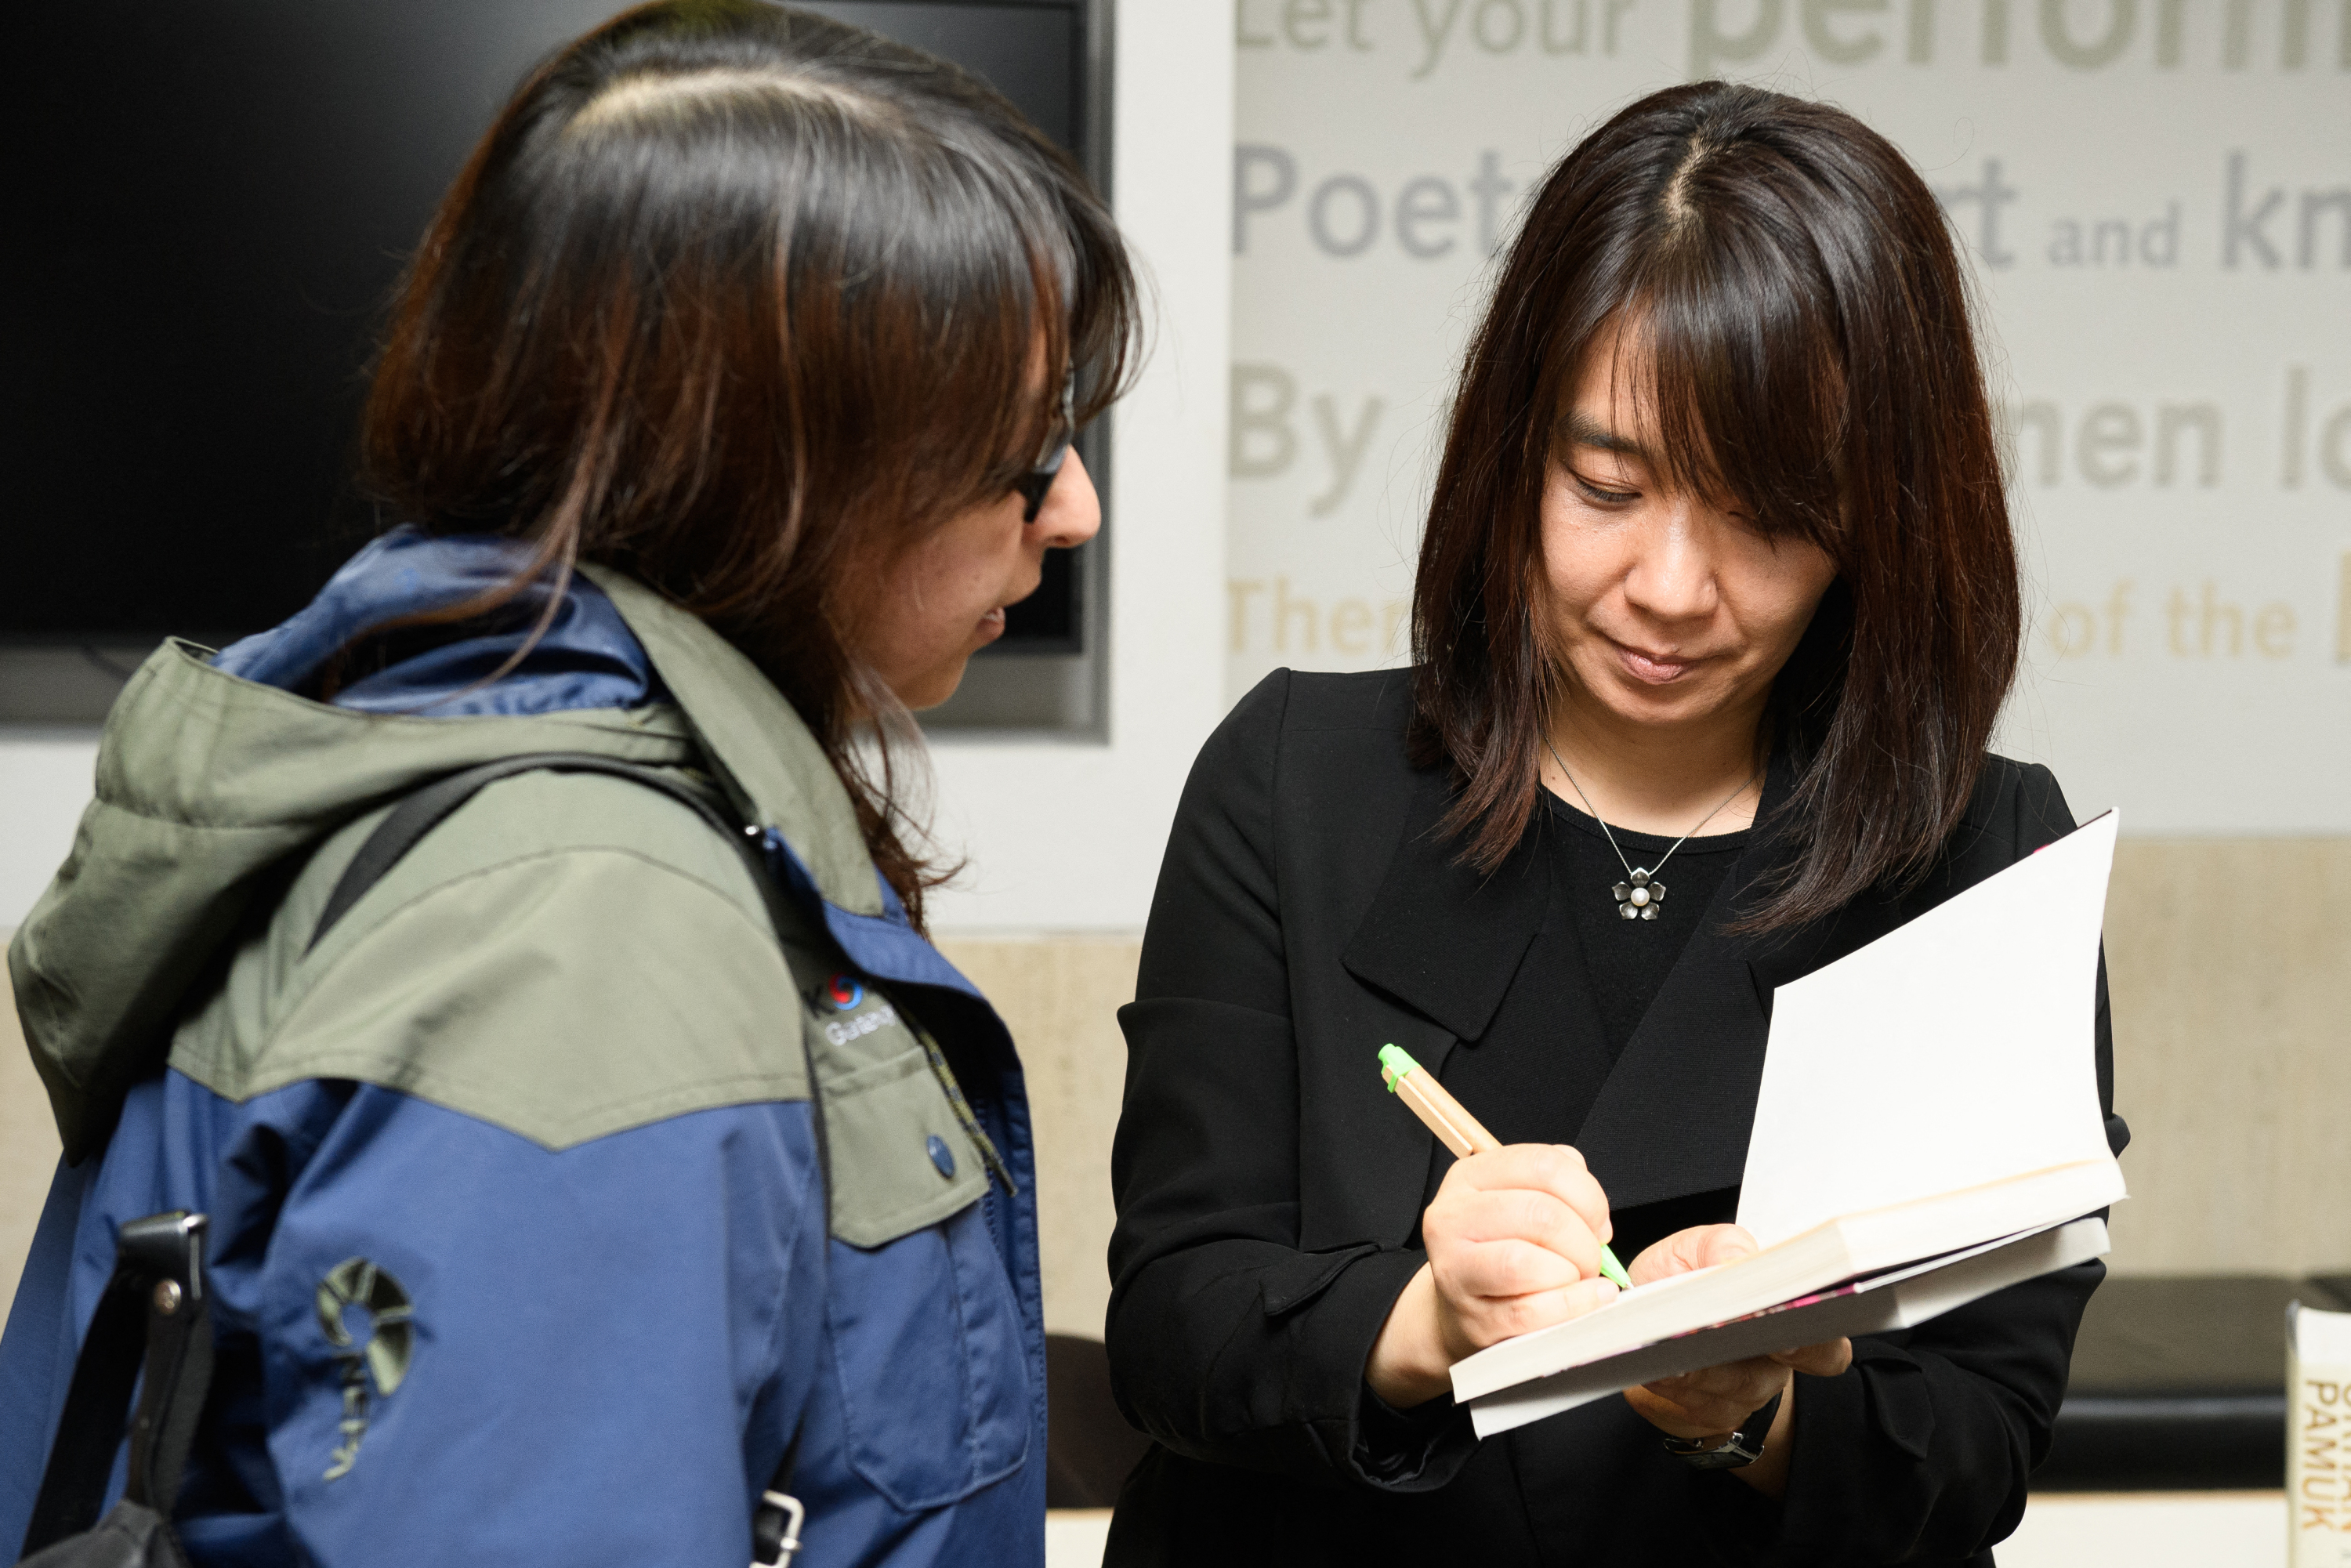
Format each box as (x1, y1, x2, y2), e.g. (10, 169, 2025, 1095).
(211, 527, 659, 717)
(581, 566, 996, 1012)
(1337, 749, 1808, 1213)
(581, 564, 882, 917)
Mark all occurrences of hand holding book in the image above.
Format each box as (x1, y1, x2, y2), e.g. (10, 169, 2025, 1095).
(1620, 1223, 1853, 1496)
(1364, 1051, 1853, 1492)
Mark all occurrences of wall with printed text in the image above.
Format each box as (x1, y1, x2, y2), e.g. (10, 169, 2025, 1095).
(1229, 0, 2351, 834)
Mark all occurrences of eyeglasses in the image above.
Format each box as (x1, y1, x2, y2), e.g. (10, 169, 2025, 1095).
(1012, 370, 1077, 524)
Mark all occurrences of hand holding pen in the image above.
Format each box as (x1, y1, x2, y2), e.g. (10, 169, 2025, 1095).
(1381, 1045, 1634, 1287)
(1367, 1045, 1851, 1491)
(1363, 1045, 1629, 1409)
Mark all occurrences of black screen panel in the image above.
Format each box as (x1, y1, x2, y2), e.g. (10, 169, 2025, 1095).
(1, 1, 1092, 650)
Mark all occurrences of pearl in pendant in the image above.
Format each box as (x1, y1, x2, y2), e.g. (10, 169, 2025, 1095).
(1629, 885, 1650, 907)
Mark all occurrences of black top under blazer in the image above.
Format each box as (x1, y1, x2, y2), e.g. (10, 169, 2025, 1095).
(1103, 669, 2128, 1568)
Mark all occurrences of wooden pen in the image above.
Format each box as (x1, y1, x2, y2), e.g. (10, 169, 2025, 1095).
(1378, 1043, 1633, 1289)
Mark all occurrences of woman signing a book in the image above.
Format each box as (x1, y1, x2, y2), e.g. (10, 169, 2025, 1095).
(1103, 82, 2128, 1567)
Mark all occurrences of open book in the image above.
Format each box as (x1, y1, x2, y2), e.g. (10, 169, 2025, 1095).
(1451, 811, 2127, 1437)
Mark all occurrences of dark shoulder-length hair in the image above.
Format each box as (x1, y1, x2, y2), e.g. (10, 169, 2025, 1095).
(1410, 81, 2018, 932)
(362, 0, 1139, 929)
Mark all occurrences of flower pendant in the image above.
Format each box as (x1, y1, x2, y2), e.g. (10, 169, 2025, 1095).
(1612, 867, 1666, 922)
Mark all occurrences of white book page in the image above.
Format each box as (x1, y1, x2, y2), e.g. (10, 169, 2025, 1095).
(1736, 811, 2122, 1249)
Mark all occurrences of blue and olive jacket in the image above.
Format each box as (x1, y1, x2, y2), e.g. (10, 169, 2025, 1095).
(0, 533, 1047, 1567)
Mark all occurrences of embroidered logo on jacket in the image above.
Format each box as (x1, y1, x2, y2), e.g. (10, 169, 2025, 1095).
(824, 973, 864, 1011)
(823, 1000, 901, 1046)
(315, 1257, 414, 1480)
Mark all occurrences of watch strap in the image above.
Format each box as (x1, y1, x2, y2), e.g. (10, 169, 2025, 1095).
(1662, 1389, 1783, 1471)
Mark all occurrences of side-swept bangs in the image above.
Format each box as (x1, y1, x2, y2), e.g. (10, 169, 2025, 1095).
(1412, 81, 2020, 932)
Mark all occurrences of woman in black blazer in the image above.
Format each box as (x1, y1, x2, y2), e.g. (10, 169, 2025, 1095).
(1104, 83, 2127, 1566)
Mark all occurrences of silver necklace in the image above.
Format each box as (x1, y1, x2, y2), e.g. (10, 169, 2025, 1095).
(1543, 737, 1759, 922)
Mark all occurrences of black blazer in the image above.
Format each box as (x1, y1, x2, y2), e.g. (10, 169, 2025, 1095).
(1103, 669, 2125, 1568)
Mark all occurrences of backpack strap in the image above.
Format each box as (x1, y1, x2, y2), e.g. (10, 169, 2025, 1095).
(752, 1431, 807, 1566)
(307, 753, 753, 954)
(18, 1212, 212, 1559)
(300, 753, 818, 1560)
(304, 749, 828, 1194)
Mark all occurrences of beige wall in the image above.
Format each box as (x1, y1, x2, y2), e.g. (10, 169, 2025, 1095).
(2101, 841, 2351, 1277)
(3, 851, 2343, 1338)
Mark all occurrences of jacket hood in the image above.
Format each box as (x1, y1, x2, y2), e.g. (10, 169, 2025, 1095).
(9, 642, 699, 1162)
(10, 547, 888, 1164)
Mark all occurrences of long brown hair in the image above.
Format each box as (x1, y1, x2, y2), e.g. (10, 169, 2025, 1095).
(362, 0, 1139, 928)
(1411, 81, 2018, 932)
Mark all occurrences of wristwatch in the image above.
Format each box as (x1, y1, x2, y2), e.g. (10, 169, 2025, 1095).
(1661, 1389, 1784, 1470)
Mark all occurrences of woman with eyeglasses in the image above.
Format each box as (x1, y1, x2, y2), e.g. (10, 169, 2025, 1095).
(0, 5, 1132, 1565)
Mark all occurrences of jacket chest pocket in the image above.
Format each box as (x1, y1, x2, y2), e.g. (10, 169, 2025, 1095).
(801, 975, 1031, 1510)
